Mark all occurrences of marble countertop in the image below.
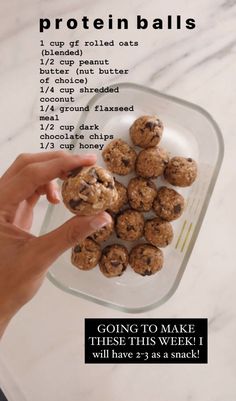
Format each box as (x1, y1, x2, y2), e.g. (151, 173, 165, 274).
(1, 0, 236, 400)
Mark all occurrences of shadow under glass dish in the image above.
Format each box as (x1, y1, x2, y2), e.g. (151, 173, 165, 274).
(40, 83, 224, 313)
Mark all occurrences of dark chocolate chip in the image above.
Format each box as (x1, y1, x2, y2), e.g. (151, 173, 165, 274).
(146, 180, 154, 188)
(145, 121, 156, 130)
(122, 159, 130, 167)
(174, 204, 182, 214)
(103, 247, 111, 256)
(74, 245, 81, 253)
(146, 257, 152, 265)
(142, 269, 153, 276)
(187, 158, 193, 162)
(69, 199, 82, 209)
(107, 182, 114, 189)
(127, 224, 134, 231)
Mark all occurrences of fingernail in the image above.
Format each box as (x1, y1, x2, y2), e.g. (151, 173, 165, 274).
(90, 214, 111, 230)
(53, 190, 61, 202)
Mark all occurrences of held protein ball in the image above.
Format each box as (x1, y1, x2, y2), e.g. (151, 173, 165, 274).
(153, 186, 185, 221)
(71, 239, 102, 270)
(102, 139, 137, 175)
(164, 156, 198, 187)
(99, 244, 129, 278)
(135, 146, 169, 178)
(129, 244, 164, 276)
(61, 165, 118, 215)
(130, 115, 164, 148)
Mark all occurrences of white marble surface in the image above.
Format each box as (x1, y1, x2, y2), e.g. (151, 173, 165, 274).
(1, 0, 236, 400)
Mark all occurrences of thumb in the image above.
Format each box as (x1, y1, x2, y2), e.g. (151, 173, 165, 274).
(31, 212, 111, 268)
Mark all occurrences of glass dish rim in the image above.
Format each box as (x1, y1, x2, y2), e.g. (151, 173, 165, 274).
(44, 82, 224, 314)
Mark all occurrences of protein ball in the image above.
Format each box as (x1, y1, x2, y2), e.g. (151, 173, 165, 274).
(164, 156, 198, 187)
(129, 244, 164, 276)
(144, 217, 174, 248)
(127, 177, 157, 212)
(153, 186, 185, 221)
(108, 179, 128, 214)
(61, 165, 118, 215)
(115, 209, 144, 241)
(135, 147, 169, 178)
(102, 139, 137, 175)
(71, 239, 101, 270)
(89, 216, 114, 243)
(130, 115, 164, 148)
(99, 244, 129, 278)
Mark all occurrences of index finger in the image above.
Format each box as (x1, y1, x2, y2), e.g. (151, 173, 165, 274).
(0, 153, 97, 206)
(1, 151, 68, 182)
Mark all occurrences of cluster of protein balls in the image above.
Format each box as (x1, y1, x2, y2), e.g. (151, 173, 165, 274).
(61, 115, 198, 278)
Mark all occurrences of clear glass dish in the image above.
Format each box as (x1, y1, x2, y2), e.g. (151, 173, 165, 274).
(40, 83, 224, 313)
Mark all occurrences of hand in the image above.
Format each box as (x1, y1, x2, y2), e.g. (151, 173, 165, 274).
(0, 151, 111, 338)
